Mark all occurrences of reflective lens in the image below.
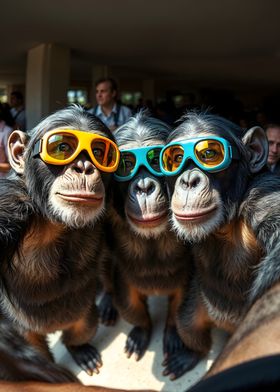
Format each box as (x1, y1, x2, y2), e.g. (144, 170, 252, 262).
(91, 139, 118, 168)
(195, 140, 225, 167)
(33, 129, 120, 172)
(47, 133, 78, 160)
(162, 145, 184, 172)
(146, 148, 162, 172)
(116, 151, 136, 177)
(160, 137, 239, 175)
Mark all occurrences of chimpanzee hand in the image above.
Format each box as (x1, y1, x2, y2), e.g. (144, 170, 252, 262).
(162, 346, 200, 380)
(124, 326, 151, 361)
(68, 343, 102, 376)
(163, 324, 185, 358)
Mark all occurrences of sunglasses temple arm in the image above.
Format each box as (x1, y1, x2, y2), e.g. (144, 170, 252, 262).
(229, 146, 240, 160)
(32, 140, 42, 157)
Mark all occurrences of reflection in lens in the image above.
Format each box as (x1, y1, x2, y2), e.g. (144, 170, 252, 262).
(47, 133, 78, 160)
(195, 140, 224, 167)
(116, 151, 136, 177)
(92, 141, 106, 163)
(91, 140, 118, 168)
(146, 148, 162, 172)
(106, 144, 118, 167)
(162, 145, 184, 172)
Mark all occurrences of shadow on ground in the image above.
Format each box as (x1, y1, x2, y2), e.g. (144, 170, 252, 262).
(49, 296, 229, 392)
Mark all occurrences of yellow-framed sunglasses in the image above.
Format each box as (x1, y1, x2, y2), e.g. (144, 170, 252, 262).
(32, 129, 120, 172)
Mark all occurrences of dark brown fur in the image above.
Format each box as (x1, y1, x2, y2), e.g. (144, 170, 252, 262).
(110, 201, 191, 318)
(99, 112, 193, 379)
(0, 106, 115, 377)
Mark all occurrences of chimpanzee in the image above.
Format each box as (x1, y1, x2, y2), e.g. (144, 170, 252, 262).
(0, 318, 78, 382)
(0, 105, 120, 376)
(159, 111, 280, 379)
(99, 111, 193, 376)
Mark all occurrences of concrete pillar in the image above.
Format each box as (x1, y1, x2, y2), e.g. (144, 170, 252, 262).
(142, 79, 155, 103)
(26, 43, 70, 129)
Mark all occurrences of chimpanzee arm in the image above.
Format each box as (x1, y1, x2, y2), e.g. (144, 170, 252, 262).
(243, 175, 280, 304)
(0, 178, 34, 262)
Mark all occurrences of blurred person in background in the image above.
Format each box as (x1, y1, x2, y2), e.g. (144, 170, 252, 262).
(266, 124, 280, 175)
(10, 91, 26, 131)
(0, 103, 14, 177)
(88, 77, 132, 132)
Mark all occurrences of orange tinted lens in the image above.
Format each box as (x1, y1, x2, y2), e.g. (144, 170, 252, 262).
(162, 145, 184, 172)
(195, 140, 224, 167)
(47, 133, 78, 160)
(91, 139, 118, 168)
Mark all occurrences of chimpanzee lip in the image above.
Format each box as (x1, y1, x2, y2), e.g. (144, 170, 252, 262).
(127, 212, 168, 226)
(174, 205, 217, 222)
(57, 192, 103, 205)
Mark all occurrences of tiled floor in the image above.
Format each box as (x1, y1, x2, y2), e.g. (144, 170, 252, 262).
(50, 296, 229, 392)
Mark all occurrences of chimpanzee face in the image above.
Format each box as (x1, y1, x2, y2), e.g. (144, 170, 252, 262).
(8, 107, 119, 228)
(163, 135, 237, 242)
(162, 115, 268, 242)
(115, 140, 169, 239)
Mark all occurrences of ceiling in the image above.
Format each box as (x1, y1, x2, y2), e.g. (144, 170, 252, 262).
(2, 0, 280, 87)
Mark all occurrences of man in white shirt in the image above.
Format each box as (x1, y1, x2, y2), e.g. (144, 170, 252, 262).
(88, 78, 132, 132)
(266, 124, 280, 175)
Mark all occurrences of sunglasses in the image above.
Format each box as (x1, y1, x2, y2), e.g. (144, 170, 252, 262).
(32, 129, 120, 172)
(114, 145, 164, 181)
(160, 136, 240, 175)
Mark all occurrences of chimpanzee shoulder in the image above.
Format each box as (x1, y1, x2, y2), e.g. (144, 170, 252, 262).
(240, 172, 280, 235)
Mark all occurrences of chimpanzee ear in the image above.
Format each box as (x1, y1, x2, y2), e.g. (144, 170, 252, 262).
(242, 126, 268, 173)
(7, 130, 27, 174)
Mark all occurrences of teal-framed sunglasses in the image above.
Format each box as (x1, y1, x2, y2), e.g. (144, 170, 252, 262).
(114, 145, 164, 182)
(160, 136, 240, 176)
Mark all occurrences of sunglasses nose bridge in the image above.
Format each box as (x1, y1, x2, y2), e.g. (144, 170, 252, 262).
(129, 152, 148, 176)
(72, 142, 99, 168)
(177, 143, 198, 171)
(137, 157, 159, 177)
(77, 134, 101, 165)
(75, 146, 93, 161)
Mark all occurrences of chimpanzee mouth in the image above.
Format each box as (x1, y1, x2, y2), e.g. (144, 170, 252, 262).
(174, 205, 217, 223)
(56, 192, 104, 206)
(127, 212, 168, 228)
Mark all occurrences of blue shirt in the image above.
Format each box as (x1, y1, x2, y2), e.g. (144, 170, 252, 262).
(88, 104, 132, 130)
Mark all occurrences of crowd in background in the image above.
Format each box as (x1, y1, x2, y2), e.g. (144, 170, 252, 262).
(127, 90, 280, 132)
(0, 91, 26, 176)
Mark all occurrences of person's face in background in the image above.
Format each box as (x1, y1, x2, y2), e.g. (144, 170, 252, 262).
(267, 126, 280, 166)
(10, 94, 22, 108)
(96, 81, 116, 107)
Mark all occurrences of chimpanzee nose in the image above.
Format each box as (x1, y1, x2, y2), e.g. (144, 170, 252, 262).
(72, 153, 95, 174)
(133, 177, 156, 196)
(179, 169, 207, 190)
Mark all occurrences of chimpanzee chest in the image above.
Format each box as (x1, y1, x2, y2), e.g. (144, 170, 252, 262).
(194, 222, 262, 323)
(120, 249, 188, 292)
(1, 227, 101, 332)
